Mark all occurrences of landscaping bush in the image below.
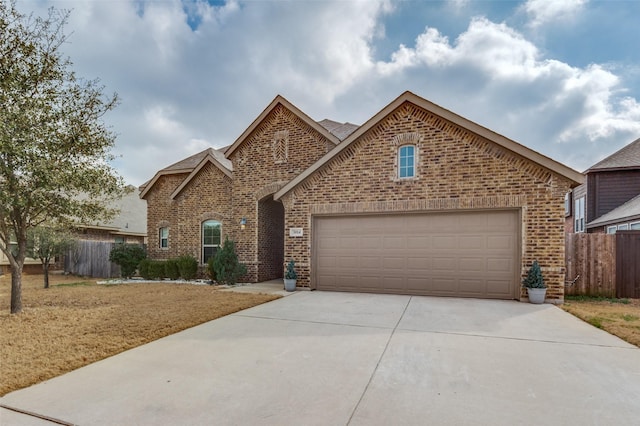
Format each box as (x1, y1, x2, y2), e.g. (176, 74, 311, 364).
(207, 256, 217, 282)
(213, 237, 247, 286)
(177, 255, 198, 280)
(138, 259, 152, 280)
(148, 260, 166, 280)
(166, 258, 180, 280)
(109, 244, 146, 279)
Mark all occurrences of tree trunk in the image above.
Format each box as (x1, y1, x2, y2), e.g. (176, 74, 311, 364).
(43, 262, 50, 289)
(11, 267, 23, 314)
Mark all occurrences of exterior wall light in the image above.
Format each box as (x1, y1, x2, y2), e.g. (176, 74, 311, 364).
(240, 217, 247, 230)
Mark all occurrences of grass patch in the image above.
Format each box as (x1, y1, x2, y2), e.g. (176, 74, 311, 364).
(0, 273, 279, 396)
(565, 295, 630, 304)
(562, 296, 640, 347)
(54, 281, 94, 287)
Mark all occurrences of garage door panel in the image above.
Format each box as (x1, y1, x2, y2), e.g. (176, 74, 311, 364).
(314, 211, 518, 299)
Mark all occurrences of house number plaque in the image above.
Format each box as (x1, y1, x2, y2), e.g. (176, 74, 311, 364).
(289, 228, 303, 237)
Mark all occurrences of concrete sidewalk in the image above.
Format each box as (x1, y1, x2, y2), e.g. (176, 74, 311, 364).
(2, 292, 639, 425)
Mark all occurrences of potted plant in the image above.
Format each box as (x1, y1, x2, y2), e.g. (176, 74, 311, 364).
(522, 260, 546, 304)
(284, 259, 297, 292)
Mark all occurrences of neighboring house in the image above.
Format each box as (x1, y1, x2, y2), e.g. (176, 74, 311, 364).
(0, 187, 147, 274)
(76, 186, 148, 245)
(565, 138, 640, 234)
(141, 91, 583, 303)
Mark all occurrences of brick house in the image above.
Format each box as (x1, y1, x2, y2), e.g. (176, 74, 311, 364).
(565, 137, 640, 234)
(141, 91, 583, 303)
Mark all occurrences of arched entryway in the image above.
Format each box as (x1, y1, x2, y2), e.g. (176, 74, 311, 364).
(257, 195, 285, 281)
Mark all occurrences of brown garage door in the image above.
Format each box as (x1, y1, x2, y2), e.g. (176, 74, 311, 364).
(313, 210, 519, 299)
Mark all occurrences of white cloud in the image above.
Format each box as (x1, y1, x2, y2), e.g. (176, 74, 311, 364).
(14, 0, 640, 182)
(523, 0, 588, 28)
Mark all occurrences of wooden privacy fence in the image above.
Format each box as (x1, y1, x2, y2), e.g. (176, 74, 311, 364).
(64, 240, 122, 278)
(565, 231, 640, 298)
(616, 231, 640, 298)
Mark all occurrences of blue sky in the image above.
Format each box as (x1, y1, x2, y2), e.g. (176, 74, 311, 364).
(17, 0, 640, 185)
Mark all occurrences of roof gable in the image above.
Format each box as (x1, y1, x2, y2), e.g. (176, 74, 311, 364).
(170, 152, 232, 199)
(224, 95, 341, 159)
(274, 91, 584, 200)
(587, 137, 640, 172)
(140, 148, 231, 199)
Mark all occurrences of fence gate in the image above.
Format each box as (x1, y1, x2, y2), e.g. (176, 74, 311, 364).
(616, 231, 640, 298)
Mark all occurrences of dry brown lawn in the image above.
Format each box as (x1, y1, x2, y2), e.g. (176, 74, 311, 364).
(0, 273, 279, 396)
(561, 296, 640, 347)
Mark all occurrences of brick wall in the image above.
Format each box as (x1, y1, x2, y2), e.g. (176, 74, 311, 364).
(145, 163, 232, 265)
(280, 101, 573, 302)
(227, 103, 334, 282)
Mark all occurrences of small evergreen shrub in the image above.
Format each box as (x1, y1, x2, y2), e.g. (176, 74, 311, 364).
(213, 237, 247, 286)
(207, 256, 217, 282)
(109, 244, 146, 279)
(522, 260, 545, 289)
(285, 260, 297, 280)
(138, 259, 152, 280)
(149, 260, 166, 280)
(177, 255, 198, 280)
(166, 258, 180, 280)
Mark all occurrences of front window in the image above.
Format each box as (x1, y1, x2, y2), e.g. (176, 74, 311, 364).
(398, 145, 415, 179)
(606, 226, 617, 234)
(159, 227, 169, 248)
(617, 224, 629, 231)
(202, 220, 221, 264)
(631, 222, 640, 230)
(574, 197, 585, 233)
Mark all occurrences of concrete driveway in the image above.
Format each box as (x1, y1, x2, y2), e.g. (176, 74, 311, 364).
(2, 292, 639, 425)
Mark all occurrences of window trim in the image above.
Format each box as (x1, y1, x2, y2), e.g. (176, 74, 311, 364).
(159, 227, 169, 249)
(574, 197, 585, 233)
(564, 192, 572, 217)
(398, 144, 416, 179)
(617, 223, 629, 231)
(630, 221, 640, 230)
(606, 225, 617, 234)
(202, 220, 222, 264)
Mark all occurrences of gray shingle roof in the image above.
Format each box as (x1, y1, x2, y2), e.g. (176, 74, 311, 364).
(161, 147, 232, 173)
(587, 193, 640, 227)
(588, 137, 640, 171)
(317, 119, 359, 141)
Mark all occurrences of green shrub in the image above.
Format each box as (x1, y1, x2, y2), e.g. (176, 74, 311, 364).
(213, 237, 247, 286)
(177, 255, 198, 280)
(285, 259, 297, 280)
(138, 259, 152, 280)
(207, 256, 217, 282)
(522, 260, 545, 289)
(149, 260, 166, 280)
(166, 258, 180, 280)
(109, 244, 146, 279)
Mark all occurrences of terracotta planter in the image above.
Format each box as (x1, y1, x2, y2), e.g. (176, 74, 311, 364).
(527, 287, 546, 304)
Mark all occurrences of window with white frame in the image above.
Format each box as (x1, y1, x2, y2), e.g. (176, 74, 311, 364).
(202, 220, 221, 264)
(398, 145, 415, 179)
(159, 227, 169, 248)
(631, 222, 640, 230)
(574, 197, 585, 233)
(606, 226, 617, 234)
(564, 193, 571, 216)
(618, 223, 629, 231)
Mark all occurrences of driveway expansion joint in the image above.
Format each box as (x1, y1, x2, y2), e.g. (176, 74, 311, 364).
(233, 313, 397, 330)
(346, 296, 414, 425)
(1, 403, 75, 426)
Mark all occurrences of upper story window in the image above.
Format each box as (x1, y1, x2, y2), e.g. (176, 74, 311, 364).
(202, 220, 221, 264)
(159, 227, 169, 248)
(564, 193, 571, 217)
(574, 197, 585, 233)
(398, 145, 415, 179)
